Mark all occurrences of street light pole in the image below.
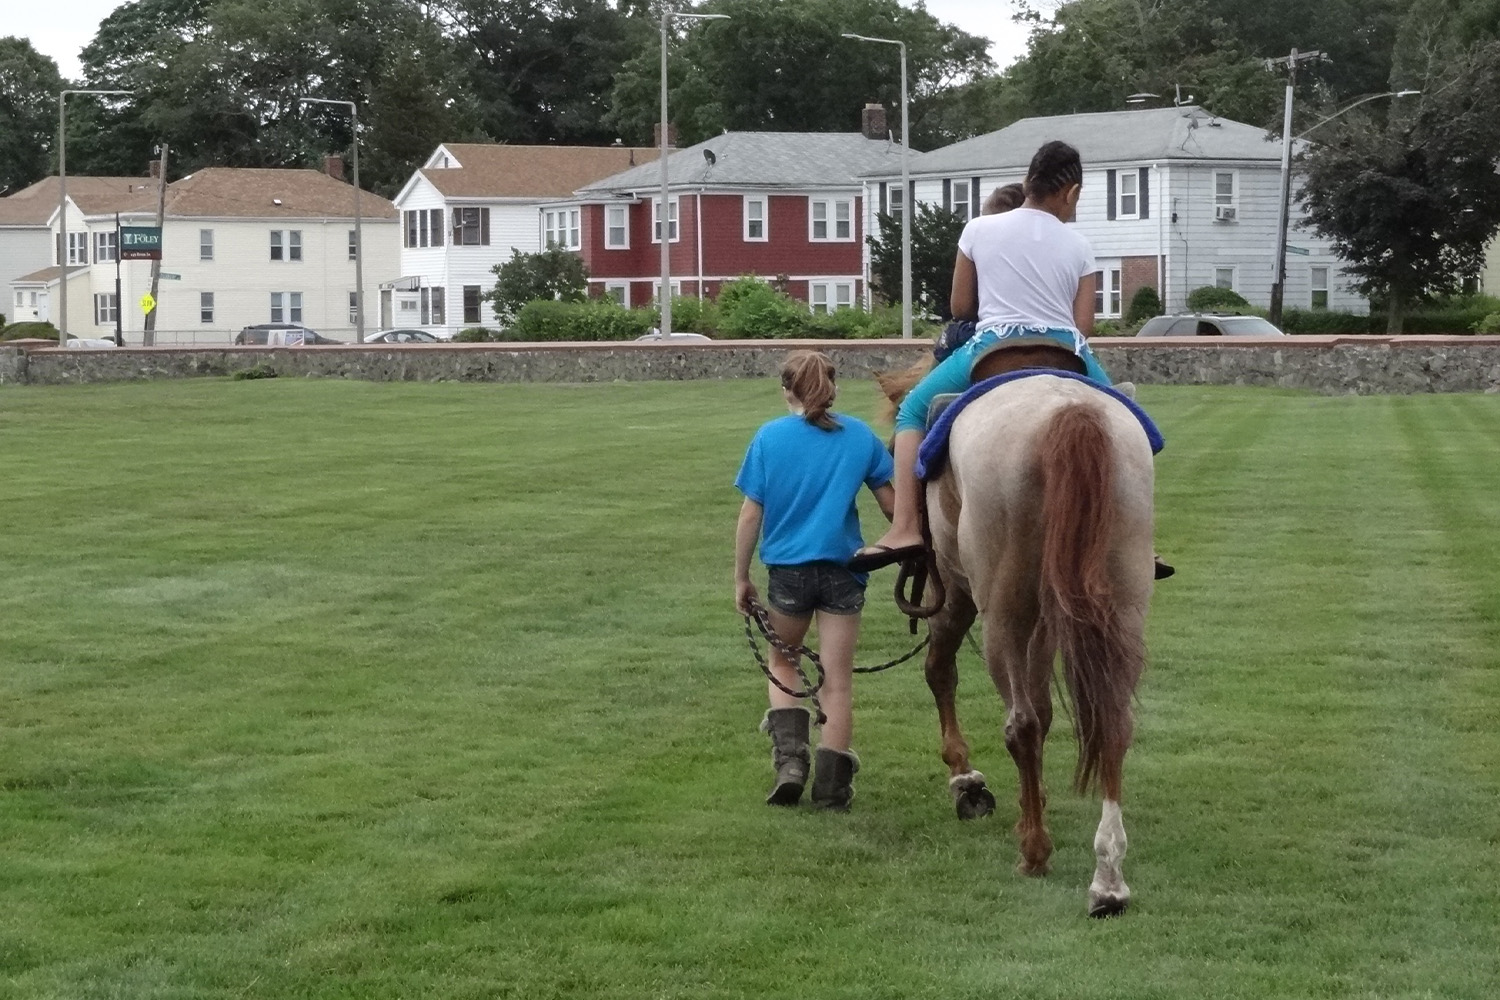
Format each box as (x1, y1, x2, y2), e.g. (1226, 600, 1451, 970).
(1265, 49, 1324, 327)
(658, 9, 729, 339)
(301, 97, 364, 343)
(843, 33, 910, 339)
(57, 88, 132, 346)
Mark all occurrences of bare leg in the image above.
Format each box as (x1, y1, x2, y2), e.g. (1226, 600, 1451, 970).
(763, 607, 812, 711)
(859, 429, 925, 555)
(812, 608, 858, 751)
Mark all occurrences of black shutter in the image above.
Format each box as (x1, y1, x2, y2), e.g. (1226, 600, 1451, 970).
(1106, 169, 1117, 221)
(909, 180, 916, 211)
(480, 208, 490, 246)
(971, 176, 981, 218)
(942, 178, 951, 212)
(879, 181, 887, 216)
(1139, 167, 1150, 219)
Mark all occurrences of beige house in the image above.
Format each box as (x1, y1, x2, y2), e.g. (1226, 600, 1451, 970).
(1483, 236, 1499, 298)
(9, 162, 397, 345)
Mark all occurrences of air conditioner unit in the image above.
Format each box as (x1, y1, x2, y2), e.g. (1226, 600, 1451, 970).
(1215, 205, 1238, 222)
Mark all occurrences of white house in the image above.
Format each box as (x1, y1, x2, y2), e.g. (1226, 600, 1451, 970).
(9, 162, 398, 344)
(863, 106, 1366, 318)
(1482, 237, 1499, 297)
(390, 142, 659, 337)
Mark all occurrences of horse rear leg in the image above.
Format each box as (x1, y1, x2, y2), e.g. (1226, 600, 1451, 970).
(1088, 737, 1132, 917)
(924, 591, 993, 819)
(992, 623, 1055, 876)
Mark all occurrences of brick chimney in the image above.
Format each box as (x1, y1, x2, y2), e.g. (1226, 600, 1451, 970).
(323, 154, 345, 181)
(861, 103, 888, 140)
(652, 122, 678, 148)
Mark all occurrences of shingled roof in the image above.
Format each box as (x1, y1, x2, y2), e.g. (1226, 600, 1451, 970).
(884, 106, 1287, 178)
(0, 176, 156, 226)
(577, 132, 908, 195)
(418, 144, 663, 199)
(164, 167, 397, 219)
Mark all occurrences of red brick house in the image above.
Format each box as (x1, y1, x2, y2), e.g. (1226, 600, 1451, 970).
(557, 112, 905, 311)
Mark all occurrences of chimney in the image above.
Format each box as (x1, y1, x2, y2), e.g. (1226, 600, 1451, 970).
(149, 159, 161, 179)
(652, 122, 678, 149)
(861, 103, 887, 140)
(323, 154, 345, 181)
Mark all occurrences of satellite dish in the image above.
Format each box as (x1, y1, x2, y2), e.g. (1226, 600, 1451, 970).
(704, 149, 717, 166)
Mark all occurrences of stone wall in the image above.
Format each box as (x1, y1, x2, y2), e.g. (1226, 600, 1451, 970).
(5, 336, 1500, 394)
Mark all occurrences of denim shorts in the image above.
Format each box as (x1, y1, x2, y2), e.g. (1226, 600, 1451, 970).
(766, 562, 866, 617)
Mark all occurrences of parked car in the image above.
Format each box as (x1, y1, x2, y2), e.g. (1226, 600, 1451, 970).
(364, 329, 441, 344)
(1136, 314, 1287, 337)
(634, 330, 712, 343)
(64, 334, 119, 349)
(235, 324, 342, 346)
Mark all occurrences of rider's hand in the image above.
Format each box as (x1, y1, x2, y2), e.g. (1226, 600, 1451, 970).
(735, 579, 759, 615)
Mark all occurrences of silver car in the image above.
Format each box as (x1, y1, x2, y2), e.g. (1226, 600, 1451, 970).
(1136, 314, 1287, 337)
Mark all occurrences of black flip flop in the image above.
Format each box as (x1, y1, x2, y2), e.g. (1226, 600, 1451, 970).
(848, 543, 926, 573)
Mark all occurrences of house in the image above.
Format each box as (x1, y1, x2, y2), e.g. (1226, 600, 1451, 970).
(390, 143, 661, 337)
(1483, 236, 1499, 297)
(561, 109, 907, 310)
(9, 161, 398, 344)
(1, 176, 152, 326)
(862, 106, 1366, 318)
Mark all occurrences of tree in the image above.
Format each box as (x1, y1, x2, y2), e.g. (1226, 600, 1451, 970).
(1298, 41, 1500, 332)
(866, 204, 967, 320)
(0, 37, 65, 193)
(606, 0, 993, 149)
(488, 247, 590, 325)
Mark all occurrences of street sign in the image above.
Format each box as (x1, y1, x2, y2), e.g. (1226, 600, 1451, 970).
(120, 226, 163, 260)
(158, 272, 181, 280)
(139, 292, 156, 314)
(1286, 245, 1311, 256)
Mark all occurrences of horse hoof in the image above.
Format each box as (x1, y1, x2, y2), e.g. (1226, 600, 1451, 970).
(1016, 858, 1051, 878)
(949, 772, 995, 820)
(1087, 891, 1130, 918)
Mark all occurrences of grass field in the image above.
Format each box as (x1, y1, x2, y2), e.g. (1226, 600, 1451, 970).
(1, 377, 1498, 1000)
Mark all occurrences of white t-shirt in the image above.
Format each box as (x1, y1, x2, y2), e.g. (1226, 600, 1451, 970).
(956, 208, 1095, 332)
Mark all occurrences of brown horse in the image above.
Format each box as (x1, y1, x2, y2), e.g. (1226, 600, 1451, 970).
(886, 346, 1154, 917)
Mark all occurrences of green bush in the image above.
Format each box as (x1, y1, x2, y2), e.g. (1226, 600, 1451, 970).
(452, 327, 495, 342)
(0, 321, 59, 341)
(231, 364, 278, 380)
(715, 277, 806, 339)
(1280, 309, 1373, 335)
(488, 246, 589, 325)
(1186, 286, 1252, 312)
(1473, 312, 1500, 334)
(1124, 286, 1162, 325)
(660, 295, 719, 334)
(508, 299, 653, 342)
(1092, 319, 1134, 337)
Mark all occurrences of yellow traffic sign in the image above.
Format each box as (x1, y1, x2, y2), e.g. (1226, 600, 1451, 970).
(140, 292, 156, 314)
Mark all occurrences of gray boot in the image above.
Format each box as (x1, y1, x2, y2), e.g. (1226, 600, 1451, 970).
(811, 746, 860, 812)
(761, 708, 811, 806)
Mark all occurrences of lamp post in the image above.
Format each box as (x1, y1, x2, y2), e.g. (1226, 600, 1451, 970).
(301, 97, 364, 343)
(843, 32, 910, 339)
(658, 9, 729, 339)
(57, 89, 132, 347)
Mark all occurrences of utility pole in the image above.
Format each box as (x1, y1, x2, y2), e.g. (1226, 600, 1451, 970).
(144, 144, 168, 346)
(114, 212, 123, 346)
(1265, 48, 1326, 327)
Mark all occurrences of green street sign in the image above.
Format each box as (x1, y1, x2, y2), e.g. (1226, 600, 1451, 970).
(120, 226, 163, 260)
(1286, 245, 1311, 256)
(158, 272, 181, 280)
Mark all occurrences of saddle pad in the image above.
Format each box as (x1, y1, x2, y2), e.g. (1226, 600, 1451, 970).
(915, 369, 1165, 481)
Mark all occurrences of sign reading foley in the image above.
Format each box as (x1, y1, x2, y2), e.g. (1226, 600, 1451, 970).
(120, 226, 163, 260)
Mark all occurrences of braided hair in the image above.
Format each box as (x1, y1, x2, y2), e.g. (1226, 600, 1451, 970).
(1023, 141, 1083, 201)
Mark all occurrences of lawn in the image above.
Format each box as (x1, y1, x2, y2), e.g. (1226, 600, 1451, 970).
(1, 377, 1497, 1000)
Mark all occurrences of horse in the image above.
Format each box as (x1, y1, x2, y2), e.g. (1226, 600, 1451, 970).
(880, 344, 1155, 918)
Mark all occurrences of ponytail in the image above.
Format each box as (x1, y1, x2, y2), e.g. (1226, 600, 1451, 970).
(780, 350, 839, 431)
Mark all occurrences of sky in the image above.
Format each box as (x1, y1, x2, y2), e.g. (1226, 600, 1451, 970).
(15, 0, 1032, 83)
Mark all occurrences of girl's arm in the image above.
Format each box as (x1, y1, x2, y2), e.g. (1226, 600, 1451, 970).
(950, 250, 979, 321)
(872, 483, 896, 521)
(1072, 272, 1096, 337)
(734, 498, 764, 613)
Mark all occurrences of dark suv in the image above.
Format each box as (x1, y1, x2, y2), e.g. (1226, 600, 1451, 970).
(234, 324, 343, 345)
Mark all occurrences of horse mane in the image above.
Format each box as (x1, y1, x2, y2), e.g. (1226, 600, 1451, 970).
(1034, 403, 1145, 794)
(873, 355, 933, 422)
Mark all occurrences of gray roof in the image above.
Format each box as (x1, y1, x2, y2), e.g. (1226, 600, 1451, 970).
(576, 132, 907, 195)
(889, 106, 1286, 179)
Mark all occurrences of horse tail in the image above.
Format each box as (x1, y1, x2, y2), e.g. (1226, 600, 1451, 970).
(1035, 402, 1142, 795)
(874, 355, 934, 423)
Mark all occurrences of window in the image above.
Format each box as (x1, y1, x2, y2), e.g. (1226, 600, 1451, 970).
(289, 230, 302, 261)
(744, 196, 767, 241)
(94, 231, 118, 263)
(200, 229, 214, 261)
(1092, 267, 1123, 318)
(420, 286, 445, 325)
(1214, 171, 1236, 208)
(270, 230, 283, 261)
(200, 292, 214, 324)
(428, 209, 444, 247)
(348, 291, 359, 325)
(66, 232, 87, 265)
(543, 208, 581, 250)
(809, 281, 855, 314)
(348, 230, 358, 261)
(1311, 266, 1330, 310)
(652, 197, 679, 243)
(405, 211, 418, 248)
(606, 205, 629, 249)
(270, 292, 303, 324)
(1215, 267, 1236, 290)
(809, 198, 854, 242)
(452, 207, 488, 246)
(405, 209, 445, 248)
(93, 293, 118, 325)
(463, 285, 482, 324)
(888, 185, 905, 224)
(1118, 171, 1139, 219)
(604, 281, 629, 306)
(952, 179, 972, 223)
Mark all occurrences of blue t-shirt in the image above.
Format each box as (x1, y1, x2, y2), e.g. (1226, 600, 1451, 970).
(735, 413, 893, 567)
